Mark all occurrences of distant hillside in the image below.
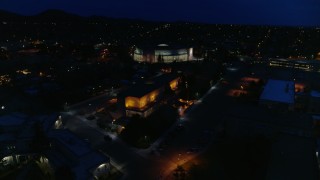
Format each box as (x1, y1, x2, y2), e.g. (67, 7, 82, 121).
(0, 9, 161, 24)
(32, 9, 83, 22)
(0, 10, 24, 21)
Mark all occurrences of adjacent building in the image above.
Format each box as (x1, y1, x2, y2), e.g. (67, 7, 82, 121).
(47, 129, 110, 180)
(118, 74, 180, 117)
(268, 58, 320, 72)
(0, 113, 110, 179)
(133, 44, 193, 63)
(260, 79, 295, 111)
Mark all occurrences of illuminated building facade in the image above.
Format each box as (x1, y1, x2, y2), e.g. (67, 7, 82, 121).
(133, 44, 193, 63)
(118, 74, 180, 117)
(268, 58, 320, 72)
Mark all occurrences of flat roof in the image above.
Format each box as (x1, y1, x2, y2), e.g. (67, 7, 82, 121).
(73, 151, 109, 179)
(311, 90, 320, 98)
(0, 113, 27, 126)
(46, 141, 109, 180)
(119, 74, 178, 98)
(17, 114, 58, 139)
(152, 73, 178, 86)
(260, 79, 294, 104)
(136, 43, 189, 51)
(120, 84, 159, 98)
(48, 130, 91, 157)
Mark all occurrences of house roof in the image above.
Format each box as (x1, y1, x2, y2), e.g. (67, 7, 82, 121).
(48, 129, 91, 157)
(311, 90, 320, 98)
(0, 113, 27, 126)
(119, 73, 178, 98)
(260, 79, 294, 104)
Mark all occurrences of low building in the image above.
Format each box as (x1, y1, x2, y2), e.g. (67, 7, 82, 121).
(47, 130, 110, 180)
(268, 58, 320, 72)
(133, 44, 193, 63)
(118, 74, 180, 117)
(0, 114, 57, 167)
(0, 113, 27, 133)
(260, 79, 295, 111)
(0, 114, 111, 179)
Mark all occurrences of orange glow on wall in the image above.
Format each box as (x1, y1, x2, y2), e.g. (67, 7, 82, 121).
(125, 96, 140, 108)
(295, 83, 305, 92)
(227, 89, 248, 97)
(240, 77, 260, 83)
(125, 90, 160, 110)
(170, 78, 179, 90)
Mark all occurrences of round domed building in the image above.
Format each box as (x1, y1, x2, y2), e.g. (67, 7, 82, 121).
(133, 44, 193, 63)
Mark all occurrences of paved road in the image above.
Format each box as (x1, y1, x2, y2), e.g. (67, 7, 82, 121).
(62, 66, 247, 179)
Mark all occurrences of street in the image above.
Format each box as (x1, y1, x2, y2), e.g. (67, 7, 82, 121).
(62, 66, 247, 179)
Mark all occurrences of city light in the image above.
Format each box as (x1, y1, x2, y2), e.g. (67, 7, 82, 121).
(0, 5, 319, 180)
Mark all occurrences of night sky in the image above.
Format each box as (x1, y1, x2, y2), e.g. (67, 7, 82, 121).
(1, 0, 320, 26)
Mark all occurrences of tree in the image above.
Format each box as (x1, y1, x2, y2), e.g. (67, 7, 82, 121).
(30, 121, 50, 153)
(173, 165, 186, 179)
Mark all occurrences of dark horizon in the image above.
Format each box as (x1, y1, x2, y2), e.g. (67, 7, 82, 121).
(1, 8, 320, 28)
(1, 0, 320, 27)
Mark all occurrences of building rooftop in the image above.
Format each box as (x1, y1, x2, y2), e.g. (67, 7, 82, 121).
(151, 73, 178, 86)
(311, 90, 320, 98)
(46, 149, 108, 180)
(17, 114, 58, 139)
(0, 113, 27, 126)
(119, 73, 178, 98)
(136, 43, 189, 51)
(48, 129, 91, 157)
(47, 129, 109, 179)
(73, 151, 109, 180)
(119, 84, 159, 98)
(260, 79, 295, 104)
